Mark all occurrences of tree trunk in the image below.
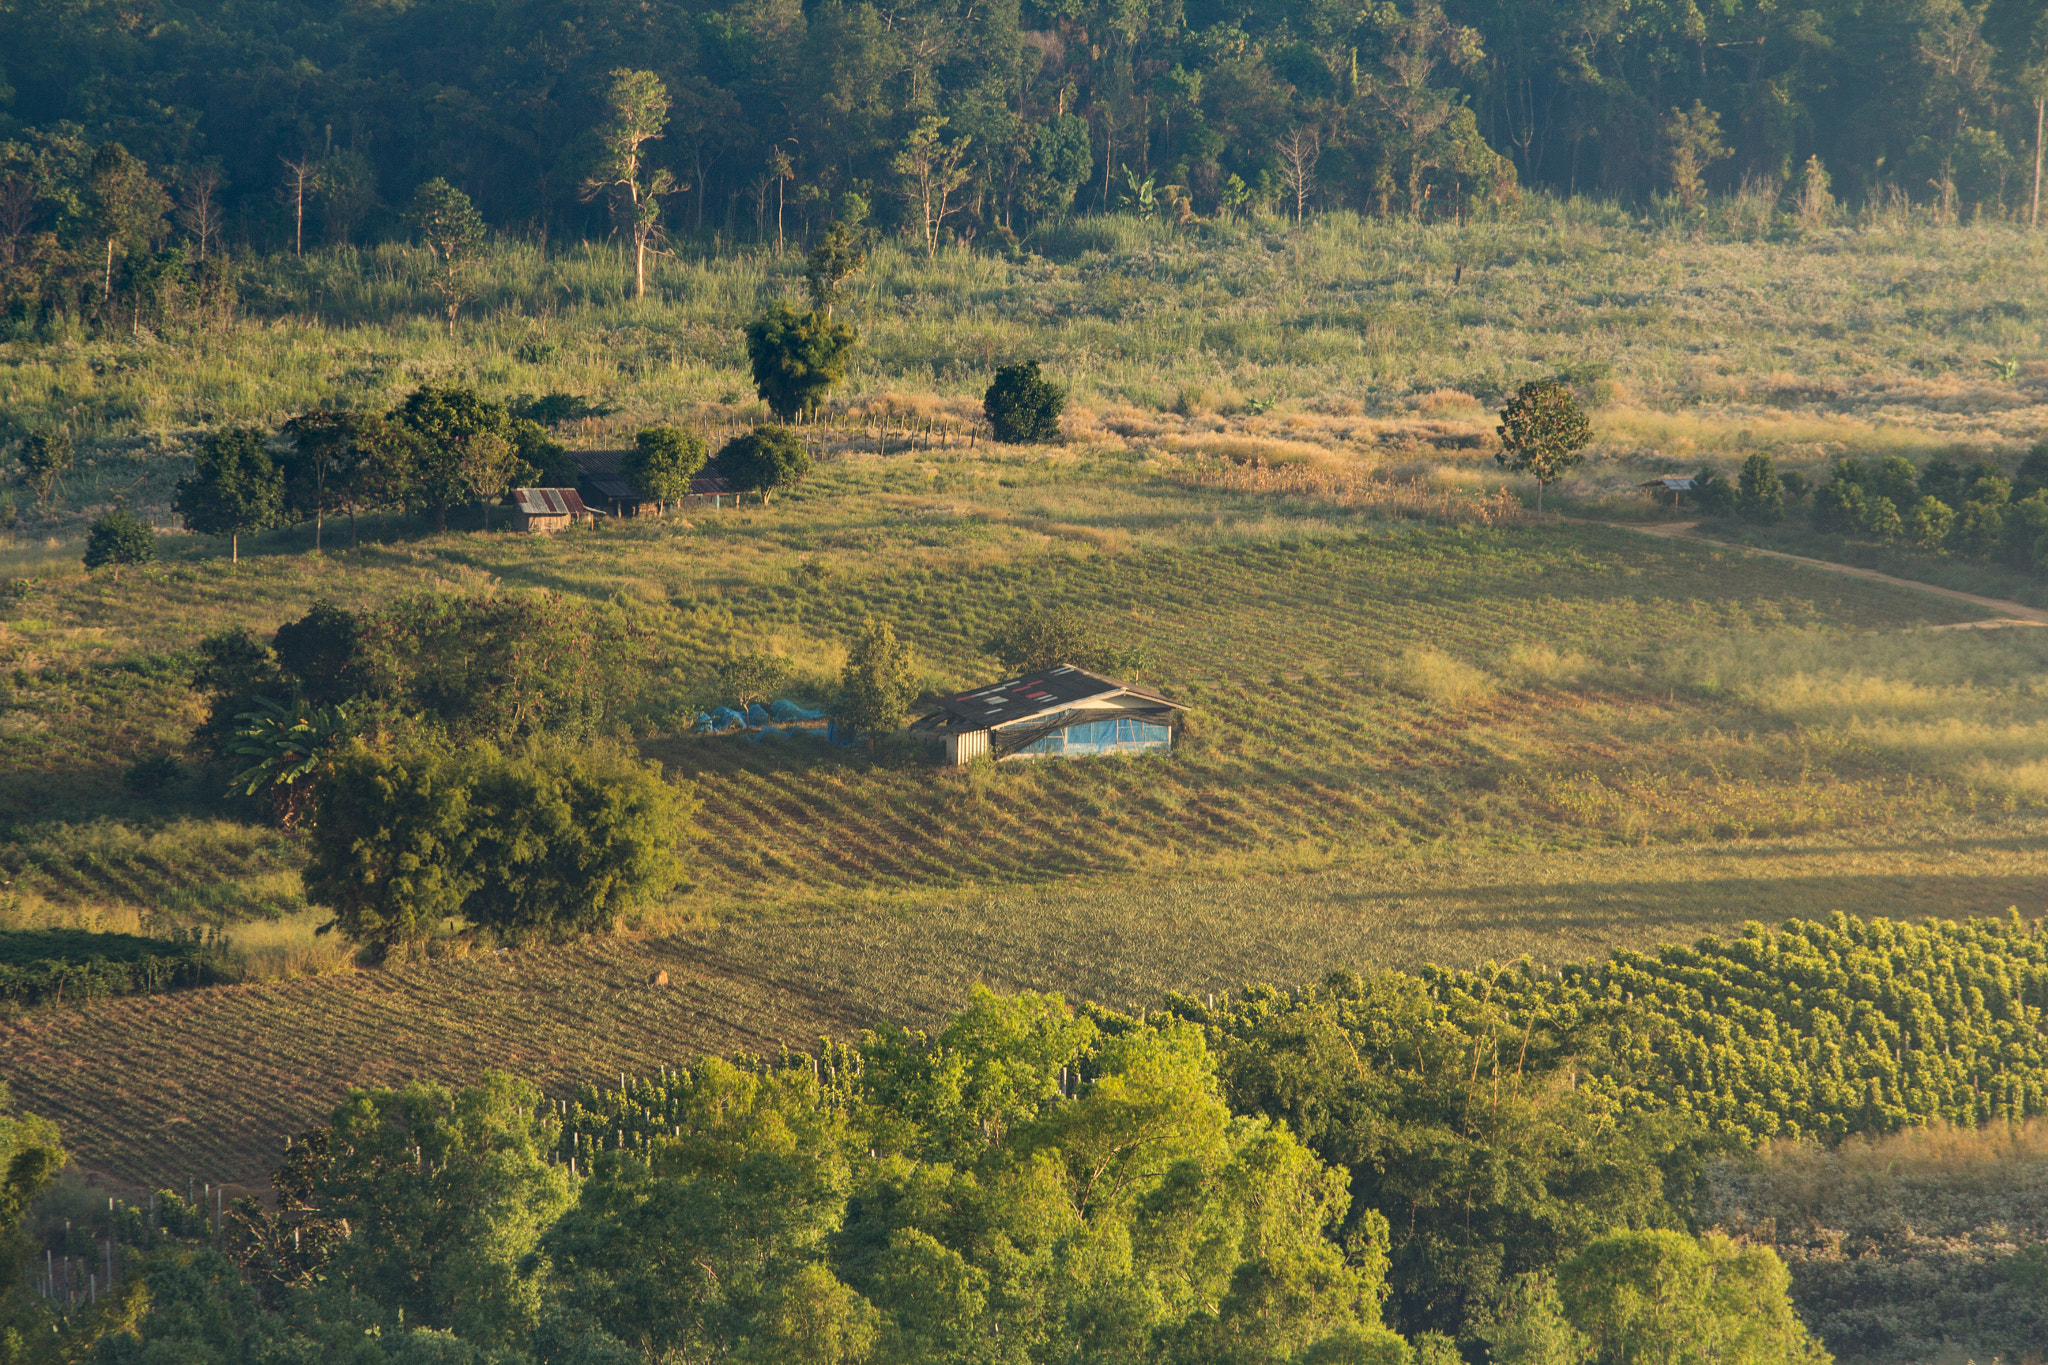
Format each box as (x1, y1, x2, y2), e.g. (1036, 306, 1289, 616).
(231, 532, 239, 563)
(436, 506, 448, 532)
(2034, 96, 2044, 230)
(634, 229, 646, 299)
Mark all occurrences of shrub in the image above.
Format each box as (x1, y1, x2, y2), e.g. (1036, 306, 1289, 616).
(462, 746, 697, 941)
(1998, 491, 2048, 568)
(1691, 467, 1735, 518)
(717, 426, 811, 500)
(623, 426, 708, 504)
(839, 616, 919, 737)
(745, 303, 856, 420)
(2015, 444, 2048, 501)
(1777, 470, 1811, 505)
(1870, 454, 1920, 509)
(1494, 380, 1591, 513)
(273, 600, 366, 706)
(983, 361, 1067, 443)
(122, 753, 184, 795)
(1953, 498, 2007, 558)
(82, 509, 156, 577)
(1559, 1231, 1822, 1365)
(1734, 454, 1782, 523)
(14, 430, 72, 508)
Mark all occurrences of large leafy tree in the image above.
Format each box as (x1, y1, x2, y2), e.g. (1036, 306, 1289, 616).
(391, 385, 536, 531)
(1559, 1231, 1825, 1365)
(304, 747, 475, 956)
(173, 426, 286, 561)
(837, 614, 918, 739)
(622, 425, 707, 505)
(461, 745, 697, 941)
(583, 69, 679, 301)
(716, 424, 812, 499)
(745, 303, 856, 420)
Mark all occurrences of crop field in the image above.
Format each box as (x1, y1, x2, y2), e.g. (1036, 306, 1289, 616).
(4, 211, 2048, 1190)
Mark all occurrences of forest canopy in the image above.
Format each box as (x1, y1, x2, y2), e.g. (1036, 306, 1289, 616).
(0, 0, 2043, 278)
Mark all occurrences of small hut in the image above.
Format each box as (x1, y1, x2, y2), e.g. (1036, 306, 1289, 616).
(504, 487, 594, 533)
(1639, 475, 1695, 507)
(910, 665, 1187, 766)
(570, 450, 661, 518)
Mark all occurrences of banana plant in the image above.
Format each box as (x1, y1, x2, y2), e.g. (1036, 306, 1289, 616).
(1118, 164, 1157, 220)
(230, 695, 358, 827)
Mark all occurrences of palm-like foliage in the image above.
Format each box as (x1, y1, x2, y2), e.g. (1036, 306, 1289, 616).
(230, 696, 357, 827)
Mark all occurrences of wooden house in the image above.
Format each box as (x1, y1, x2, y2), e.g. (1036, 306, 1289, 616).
(570, 450, 662, 518)
(504, 487, 594, 533)
(910, 665, 1186, 766)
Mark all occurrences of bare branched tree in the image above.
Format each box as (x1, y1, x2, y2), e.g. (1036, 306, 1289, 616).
(177, 165, 225, 260)
(1275, 126, 1321, 226)
(279, 156, 315, 256)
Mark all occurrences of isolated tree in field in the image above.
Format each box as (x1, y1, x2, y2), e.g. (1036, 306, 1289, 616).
(462, 746, 697, 941)
(1275, 125, 1320, 225)
(173, 426, 286, 561)
(623, 426, 707, 506)
(584, 69, 680, 301)
(1494, 380, 1591, 513)
(13, 430, 72, 508)
(745, 303, 856, 419)
(305, 749, 475, 957)
(82, 509, 155, 579)
(1661, 101, 1730, 213)
(804, 219, 868, 317)
(983, 362, 1066, 443)
(717, 425, 812, 501)
(407, 178, 487, 333)
(839, 615, 919, 741)
(894, 116, 971, 262)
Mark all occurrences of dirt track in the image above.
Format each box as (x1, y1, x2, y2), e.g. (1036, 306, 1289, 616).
(1614, 521, 2048, 628)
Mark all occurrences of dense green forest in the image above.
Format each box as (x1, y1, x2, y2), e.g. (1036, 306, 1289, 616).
(1, 0, 2045, 308)
(17, 912, 2048, 1363)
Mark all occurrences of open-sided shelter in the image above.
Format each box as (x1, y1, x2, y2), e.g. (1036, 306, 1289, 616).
(503, 487, 594, 533)
(911, 665, 1186, 766)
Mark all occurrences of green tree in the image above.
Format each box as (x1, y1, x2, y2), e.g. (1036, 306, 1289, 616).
(14, 430, 72, 508)
(623, 425, 707, 505)
(1735, 454, 1783, 523)
(1495, 380, 1592, 513)
(304, 748, 475, 956)
(392, 385, 536, 531)
(1691, 467, 1734, 518)
(86, 142, 169, 313)
(273, 599, 366, 706)
(1558, 1230, 1827, 1365)
(1016, 114, 1094, 225)
(191, 625, 286, 758)
(281, 409, 382, 549)
(1864, 494, 1904, 544)
(173, 426, 286, 562)
(718, 425, 813, 500)
(838, 615, 918, 739)
(82, 507, 155, 578)
(746, 303, 857, 420)
(710, 649, 791, 709)
(803, 219, 868, 317)
(1810, 474, 1868, 535)
(407, 178, 487, 333)
(1661, 102, 1730, 212)
(983, 361, 1066, 444)
(1476, 1274, 1595, 1365)
(583, 69, 679, 301)
(312, 1073, 576, 1347)
(461, 745, 697, 941)
(894, 116, 971, 262)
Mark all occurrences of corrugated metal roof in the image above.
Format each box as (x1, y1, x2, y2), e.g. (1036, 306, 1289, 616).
(1640, 476, 1695, 491)
(914, 665, 1186, 733)
(507, 488, 591, 516)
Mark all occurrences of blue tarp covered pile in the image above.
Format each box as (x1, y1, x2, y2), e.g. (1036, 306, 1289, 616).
(693, 698, 855, 744)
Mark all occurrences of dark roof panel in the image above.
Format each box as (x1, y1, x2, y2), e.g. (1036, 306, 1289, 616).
(920, 665, 1186, 731)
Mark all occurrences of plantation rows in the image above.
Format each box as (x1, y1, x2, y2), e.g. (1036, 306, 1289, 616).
(0, 937, 884, 1186)
(1203, 911, 2048, 1146)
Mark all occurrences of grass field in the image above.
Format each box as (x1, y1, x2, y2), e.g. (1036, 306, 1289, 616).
(3, 204, 2048, 1189)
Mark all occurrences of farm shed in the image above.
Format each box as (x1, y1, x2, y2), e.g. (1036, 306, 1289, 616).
(503, 487, 594, 533)
(570, 450, 738, 515)
(1639, 475, 1695, 506)
(570, 450, 662, 518)
(911, 665, 1186, 766)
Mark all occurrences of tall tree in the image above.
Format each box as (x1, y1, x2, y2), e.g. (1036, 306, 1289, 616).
(406, 178, 487, 333)
(391, 385, 535, 532)
(584, 69, 680, 301)
(893, 117, 971, 261)
(86, 142, 169, 312)
(173, 426, 286, 562)
(1495, 380, 1592, 513)
(838, 614, 919, 740)
(745, 303, 856, 419)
